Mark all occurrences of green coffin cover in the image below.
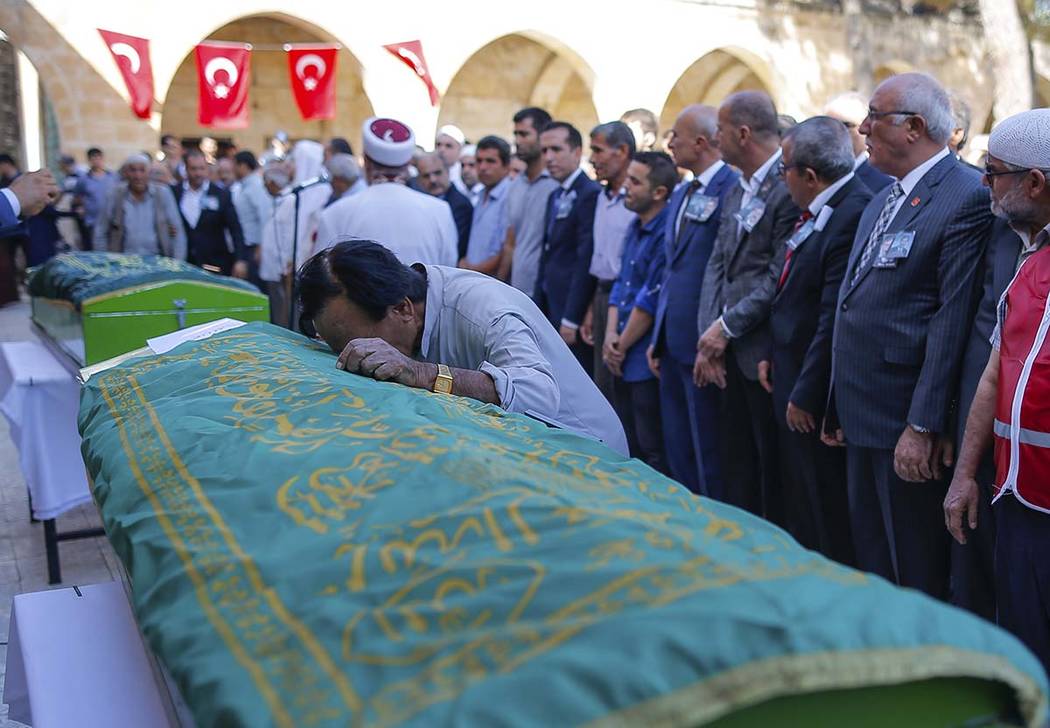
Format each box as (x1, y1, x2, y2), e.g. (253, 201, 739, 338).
(29, 252, 259, 307)
(78, 323, 1049, 728)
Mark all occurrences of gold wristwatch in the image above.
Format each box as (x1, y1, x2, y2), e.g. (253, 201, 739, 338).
(433, 364, 454, 395)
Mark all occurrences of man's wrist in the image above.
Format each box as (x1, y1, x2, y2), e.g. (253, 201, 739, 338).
(908, 423, 932, 435)
(560, 319, 580, 331)
(413, 361, 437, 389)
(717, 317, 734, 340)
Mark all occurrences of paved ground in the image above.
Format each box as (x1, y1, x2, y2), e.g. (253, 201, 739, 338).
(0, 299, 122, 726)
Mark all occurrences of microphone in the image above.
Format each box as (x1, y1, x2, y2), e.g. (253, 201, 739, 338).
(290, 170, 330, 193)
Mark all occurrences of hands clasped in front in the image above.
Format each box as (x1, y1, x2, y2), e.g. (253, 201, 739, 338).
(336, 338, 423, 387)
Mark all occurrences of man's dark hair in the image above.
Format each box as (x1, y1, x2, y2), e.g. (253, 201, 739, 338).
(184, 149, 206, 162)
(234, 150, 258, 171)
(591, 121, 636, 157)
(298, 239, 428, 324)
(329, 137, 354, 156)
(513, 107, 552, 133)
(87, 147, 103, 158)
(160, 134, 177, 147)
(632, 151, 678, 194)
(725, 91, 780, 142)
(476, 135, 511, 166)
(0, 153, 16, 167)
(541, 121, 583, 150)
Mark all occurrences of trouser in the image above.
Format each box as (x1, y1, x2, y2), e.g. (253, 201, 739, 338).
(719, 355, 781, 523)
(779, 425, 854, 566)
(995, 494, 1050, 676)
(612, 376, 666, 474)
(846, 445, 950, 599)
(591, 284, 615, 405)
(659, 359, 722, 498)
(949, 453, 997, 621)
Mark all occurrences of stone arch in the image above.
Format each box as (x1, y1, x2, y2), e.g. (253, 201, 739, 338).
(161, 14, 374, 156)
(659, 48, 774, 134)
(873, 60, 915, 86)
(438, 32, 599, 144)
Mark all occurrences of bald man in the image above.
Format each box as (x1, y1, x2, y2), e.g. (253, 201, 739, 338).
(648, 104, 738, 498)
(825, 91, 894, 193)
(827, 72, 994, 600)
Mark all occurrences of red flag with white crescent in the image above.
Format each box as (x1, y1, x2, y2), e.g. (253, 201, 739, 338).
(286, 46, 338, 121)
(383, 40, 439, 107)
(98, 29, 153, 119)
(195, 43, 251, 129)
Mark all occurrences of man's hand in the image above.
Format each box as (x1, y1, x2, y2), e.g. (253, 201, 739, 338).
(787, 402, 817, 433)
(231, 260, 249, 280)
(603, 332, 624, 377)
(698, 320, 729, 360)
(693, 351, 726, 389)
(931, 436, 955, 481)
(559, 324, 578, 347)
(894, 426, 936, 482)
(580, 305, 595, 346)
(757, 360, 773, 394)
(944, 473, 979, 545)
(646, 345, 661, 378)
(820, 426, 845, 447)
(10, 170, 59, 217)
(336, 337, 423, 387)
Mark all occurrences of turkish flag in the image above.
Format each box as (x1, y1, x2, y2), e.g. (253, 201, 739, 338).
(287, 46, 337, 120)
(195, 43, 251, 129)
(98, 29, 153, 119)
(383, 40, 439, 107)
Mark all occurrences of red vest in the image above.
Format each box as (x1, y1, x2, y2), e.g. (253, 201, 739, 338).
(993, 246, 1050, 513)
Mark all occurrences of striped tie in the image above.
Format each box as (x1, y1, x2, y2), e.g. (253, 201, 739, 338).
(851, 182, 903, 287)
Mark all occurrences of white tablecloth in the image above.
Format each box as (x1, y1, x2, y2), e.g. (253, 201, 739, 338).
(4, 582, 176, 727)
(0, 341, 91, 519)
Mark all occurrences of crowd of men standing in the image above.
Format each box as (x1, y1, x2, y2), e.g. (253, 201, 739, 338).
(2, 70, 1049, 676)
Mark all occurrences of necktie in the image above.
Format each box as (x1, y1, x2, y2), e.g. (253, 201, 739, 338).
(851, 182, 903, 286)
(675, 178, 702, 246)
(777, 210, 813, 292)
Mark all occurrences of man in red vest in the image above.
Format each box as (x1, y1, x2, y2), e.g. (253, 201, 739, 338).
(947, 108, 1050, 674)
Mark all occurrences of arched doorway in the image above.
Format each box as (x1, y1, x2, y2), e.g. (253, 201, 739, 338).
(659, 48, 773, 133)
(438, 33, 599, 144)
(0, 28, 60, 173)
(161, 15, 374, 156)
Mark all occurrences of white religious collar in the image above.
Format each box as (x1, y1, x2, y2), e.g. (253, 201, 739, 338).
(808, 171, 854, 217)
(739, 148, 782, 193)
(695, 159, 726, 190)
(560, 167, 584, 191)
(898, 147, 950, 197)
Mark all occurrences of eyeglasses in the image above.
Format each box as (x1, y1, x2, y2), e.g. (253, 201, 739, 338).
(983, 166, 1034, 180)
(865, 109, 920, 121)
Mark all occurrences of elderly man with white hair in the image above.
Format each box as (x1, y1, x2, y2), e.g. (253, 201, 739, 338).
(323, 153, 363, 208)
(93, 152, 185, 259)
(824, 72, 995, 601)
(946, 108, 1050, 676)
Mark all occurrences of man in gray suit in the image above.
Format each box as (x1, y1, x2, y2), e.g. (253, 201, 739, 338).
(695, 91, 800, 521)
(826, 73, 993, 599)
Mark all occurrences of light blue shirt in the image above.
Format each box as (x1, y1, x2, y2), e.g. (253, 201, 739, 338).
(231, 173, 272, 247)
(465, 175, 512, 265)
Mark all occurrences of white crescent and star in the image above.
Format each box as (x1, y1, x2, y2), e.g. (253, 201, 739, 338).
(109, 42, 141, 74)
(295, 53, 327, 91)
(396, 48, 427, 78)
(204, 56, 239, 99)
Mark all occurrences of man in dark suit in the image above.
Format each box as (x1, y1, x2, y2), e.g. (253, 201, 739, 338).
(416, 152, 473, 260)
(826, 73, 994, 599)
(695, 91, 800, 522)
(648, 104, 738, 497)
(173, 150, 248, 278)
(762, 117, 872, 565)
(943, 218, 1020, 619)
(534, 121, 600, 372)
(1, 170, 59, 305)
(825, 91, 894, 194)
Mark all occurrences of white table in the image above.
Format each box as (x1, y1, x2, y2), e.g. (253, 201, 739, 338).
(0, 341, 104, 583)
(3, 582, 184, 727)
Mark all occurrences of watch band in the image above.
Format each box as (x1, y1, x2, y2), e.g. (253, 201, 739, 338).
(433, 363, 454, 395)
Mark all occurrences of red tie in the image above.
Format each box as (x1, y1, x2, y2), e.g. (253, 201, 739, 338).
(777, 211, 813, 292)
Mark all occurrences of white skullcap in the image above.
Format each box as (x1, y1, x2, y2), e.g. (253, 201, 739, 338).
(123, 153, 151, 168)
(460, 144, 477, 159)
(362, 117, 415, 167)
(988, 108, 1050, 169)
(437, 124, 466, 146)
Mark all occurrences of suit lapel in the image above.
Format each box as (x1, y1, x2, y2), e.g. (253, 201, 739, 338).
(670, 164, 732, 266)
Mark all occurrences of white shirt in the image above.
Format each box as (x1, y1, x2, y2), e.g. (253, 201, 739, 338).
(418, 264, 629, 455)
(1, 188, 19, 217)
(259, 183, 331, 283)
(316, 182, 458, 267)
(853, 151, 870, 171)
(808, 171, 855, 217)
(179, 180, 210, 229)
(739, 148, 782, 209)
(560, 167, 584, 192)
(675, 159, 726, 239)
(889, 147, 951, 222)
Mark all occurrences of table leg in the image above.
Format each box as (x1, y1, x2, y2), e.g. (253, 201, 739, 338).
(43, 519, 61, 584)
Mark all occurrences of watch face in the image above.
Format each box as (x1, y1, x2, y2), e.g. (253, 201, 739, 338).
(434, 377, 453, 395)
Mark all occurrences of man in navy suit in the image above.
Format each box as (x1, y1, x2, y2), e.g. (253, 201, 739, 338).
(0, 170, 58, 237)
(648, 105, 737, 497)
(534, 121, 600, 372)
(826, 73, 994, 599)
(825, 92, 894, 194)
(763, 117, 872, 565)
(173, 150, 248, 278)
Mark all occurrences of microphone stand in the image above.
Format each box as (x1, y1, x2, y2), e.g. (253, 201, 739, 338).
(284, 173, 329, 330)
